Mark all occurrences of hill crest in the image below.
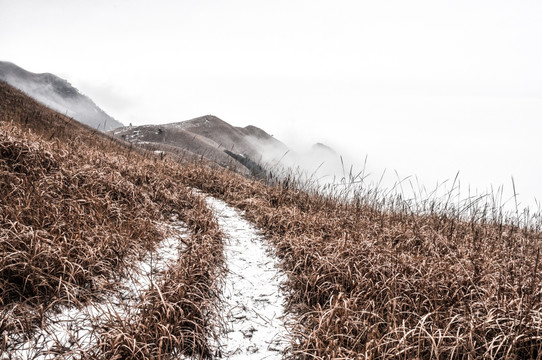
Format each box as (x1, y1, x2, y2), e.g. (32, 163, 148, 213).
(112, 115, 288, 177)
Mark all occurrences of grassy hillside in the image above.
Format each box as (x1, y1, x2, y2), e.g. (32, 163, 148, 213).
(0, 81, 224, 358)
(182, 159, 542, 358)
(2, 78, 542, 359)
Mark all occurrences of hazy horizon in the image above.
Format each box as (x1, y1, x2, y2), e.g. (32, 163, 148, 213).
(1, 0, 541, 211)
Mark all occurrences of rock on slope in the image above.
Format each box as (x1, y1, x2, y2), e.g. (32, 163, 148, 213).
(0, 61, 123, 131)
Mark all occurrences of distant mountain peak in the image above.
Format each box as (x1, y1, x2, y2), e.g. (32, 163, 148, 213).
(190, 115, 226, 126)
(312, 142, 337, 155)
(111, 116, 290, 178)
(242, 125, 273, 139)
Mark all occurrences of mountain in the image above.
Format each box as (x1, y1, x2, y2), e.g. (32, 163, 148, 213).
(0, 61, 337, 178)
(311, 142, 338, 156)
(0, 61, 123, 131)
(110, 115, 342, 180)
(111, 115, 289, 177)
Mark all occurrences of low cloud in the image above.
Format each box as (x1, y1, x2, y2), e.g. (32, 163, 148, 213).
(1, 69, 123, 131)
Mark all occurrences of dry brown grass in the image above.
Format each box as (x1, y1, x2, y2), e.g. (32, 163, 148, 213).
(4, 78, 542, 359)
(182, 162, 542, 359)
(0, 82, 224, 358)
(92, 196, 224, 360)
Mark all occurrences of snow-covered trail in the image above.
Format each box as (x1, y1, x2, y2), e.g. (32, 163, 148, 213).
(205, 196, 288, 359)
(5, 196, 289, 359)
(3, 221, 188, 360)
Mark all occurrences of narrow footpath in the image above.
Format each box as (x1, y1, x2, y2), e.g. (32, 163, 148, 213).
(5, 221, 188, 360)
(5, 196, 289, 360)
(205, 196, 288, 359)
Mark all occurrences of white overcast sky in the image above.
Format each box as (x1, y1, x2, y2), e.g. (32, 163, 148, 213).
(1, 0, 541, 210)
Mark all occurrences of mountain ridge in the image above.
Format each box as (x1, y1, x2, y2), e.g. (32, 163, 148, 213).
(111, 114, 341, 179)
(0, 61, 123, 131)
(0, 61, 340, 179)
(111, 115, 288, 177)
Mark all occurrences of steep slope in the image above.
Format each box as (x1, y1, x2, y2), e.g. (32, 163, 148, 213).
(0, 61, 123, 131)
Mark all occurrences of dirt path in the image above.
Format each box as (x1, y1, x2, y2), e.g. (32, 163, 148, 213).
(205, 196, 288, 359)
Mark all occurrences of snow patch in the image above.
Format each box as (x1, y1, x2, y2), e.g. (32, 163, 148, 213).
(3, 222, 188, 360)
(205, 196, 289, 359)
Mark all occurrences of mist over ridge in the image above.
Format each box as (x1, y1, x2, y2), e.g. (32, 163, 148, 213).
(0, 61, 123, 131)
